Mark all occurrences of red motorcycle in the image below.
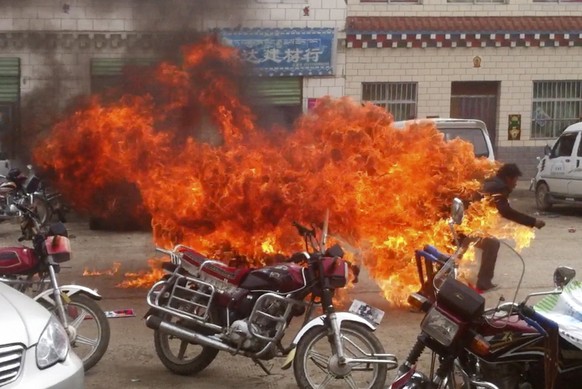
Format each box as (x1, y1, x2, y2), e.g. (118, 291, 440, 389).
(390, 199, 582, 389)
(145, 213, 398, 388)
(0, 203, 110, 371)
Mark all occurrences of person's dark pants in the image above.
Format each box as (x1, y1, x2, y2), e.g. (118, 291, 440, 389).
(476, 237, 501, 289)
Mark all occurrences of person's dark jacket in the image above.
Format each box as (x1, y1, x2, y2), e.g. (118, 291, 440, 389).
(481, 176, 536, 227)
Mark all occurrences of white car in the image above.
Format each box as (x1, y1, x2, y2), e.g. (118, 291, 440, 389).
(392, 118, 495, 161)
(0, 282, 84, 389)
(531, 122, 582, 211)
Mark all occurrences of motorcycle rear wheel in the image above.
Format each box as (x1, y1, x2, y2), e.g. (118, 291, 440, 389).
(153, 313, 220, 376)
(40, 294, 110, 371)
(293, 321, 388, 389)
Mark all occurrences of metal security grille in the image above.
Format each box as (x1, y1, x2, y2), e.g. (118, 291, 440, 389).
(533, 0, 582, 2)
(362, 82, 417, 121)
(531, 80, 582, 139)
(90, 58, 157, 93)
(248, 77, 302, 106)
(0, 344, 24, 387)
(360, 0, 422, 3)
(448, 0, 506, 3)
(0, 58, 20, 103)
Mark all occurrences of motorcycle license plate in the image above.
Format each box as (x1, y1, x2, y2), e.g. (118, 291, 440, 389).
(349, 299, 385, 326)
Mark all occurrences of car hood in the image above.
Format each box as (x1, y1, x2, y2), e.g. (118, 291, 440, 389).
(0, 284, 50, 347)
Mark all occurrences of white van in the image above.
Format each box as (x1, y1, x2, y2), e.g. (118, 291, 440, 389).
(531, 122, 582, 211)
(392, 118, 496, 161)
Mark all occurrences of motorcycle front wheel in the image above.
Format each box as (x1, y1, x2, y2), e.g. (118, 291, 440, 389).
(293, 321, 388, 389)
(40, 294, 110, 371)
(153, 313, 220, 376)
(34, 196, 51, 226)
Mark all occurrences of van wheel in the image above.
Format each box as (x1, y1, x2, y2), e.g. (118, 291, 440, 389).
(536, 182, 552, 211)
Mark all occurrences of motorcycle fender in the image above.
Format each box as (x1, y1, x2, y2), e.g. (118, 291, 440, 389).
(282, 312, 375, 370)
(389, 368, 431, 389)
(34, 285, 102, 305)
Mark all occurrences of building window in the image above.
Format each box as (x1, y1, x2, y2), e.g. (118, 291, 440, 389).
(447, 0, 507, 3)
(360, 0, 422, 3)
(0, 57, 20, 158)
(90, 58, 157, 95)
(362, 82, 417, 121)
(531, 81, 582, 139)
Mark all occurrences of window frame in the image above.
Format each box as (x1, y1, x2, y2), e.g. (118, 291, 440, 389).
(446, 0, 508, 3)
(362, 82, 418, 121)
(531, 80, 582, 139)
(359, 0, 423, 3)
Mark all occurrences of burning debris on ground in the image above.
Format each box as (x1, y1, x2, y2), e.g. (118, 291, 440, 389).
(33, 35, 536, 306)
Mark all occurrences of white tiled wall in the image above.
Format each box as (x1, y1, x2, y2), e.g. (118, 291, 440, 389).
(0, 0, 347, 109)
(345, 46, 582, 147)
(347, 0, 582, 17)
(0, 0, 346, 31)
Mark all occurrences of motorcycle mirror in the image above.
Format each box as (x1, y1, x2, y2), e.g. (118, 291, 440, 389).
(553, 266, 576, 289)
(450, 198, 464, 225)
(321, 208, 329, 250)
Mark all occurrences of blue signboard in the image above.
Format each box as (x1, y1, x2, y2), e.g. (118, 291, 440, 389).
(220, 28, 335, 77)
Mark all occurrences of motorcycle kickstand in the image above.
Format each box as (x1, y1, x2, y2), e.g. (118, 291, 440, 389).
(252, 358, 273, 375)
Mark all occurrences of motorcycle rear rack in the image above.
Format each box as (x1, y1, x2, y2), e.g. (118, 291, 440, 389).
(147, 273, 217, 324)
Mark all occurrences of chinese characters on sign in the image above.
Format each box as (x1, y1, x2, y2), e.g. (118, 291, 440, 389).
(220, 28, 335, 77)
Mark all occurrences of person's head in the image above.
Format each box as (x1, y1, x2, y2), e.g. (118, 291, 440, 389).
(496, 163, 522, 191)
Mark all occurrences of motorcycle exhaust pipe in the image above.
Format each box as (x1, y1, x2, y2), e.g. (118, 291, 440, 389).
(468, 379, 499, 389)
(145, 315, 238, 354)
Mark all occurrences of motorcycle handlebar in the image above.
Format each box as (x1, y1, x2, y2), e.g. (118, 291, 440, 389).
(290, 251, 310, 264)
(422, 245, 451, 264)
(292, 221, 314, 237)
(155, 247, 173, 256)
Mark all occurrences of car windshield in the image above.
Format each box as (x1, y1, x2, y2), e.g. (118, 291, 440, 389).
(441, 128, 489, 158)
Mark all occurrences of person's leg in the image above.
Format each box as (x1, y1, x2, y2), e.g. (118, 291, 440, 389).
(476, 237, 501, 289)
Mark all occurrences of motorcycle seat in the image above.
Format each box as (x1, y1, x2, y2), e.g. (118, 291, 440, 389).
(180, 248, 250, 285)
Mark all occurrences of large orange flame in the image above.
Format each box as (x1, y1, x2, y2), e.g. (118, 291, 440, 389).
(33, 35, 535, 306)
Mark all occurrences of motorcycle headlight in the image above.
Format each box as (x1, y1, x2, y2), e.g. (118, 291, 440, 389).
(36, 316, 69, 369)
(421, 307, 459, 347)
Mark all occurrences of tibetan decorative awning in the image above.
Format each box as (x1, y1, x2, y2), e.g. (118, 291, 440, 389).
(346, 16, 582, 48)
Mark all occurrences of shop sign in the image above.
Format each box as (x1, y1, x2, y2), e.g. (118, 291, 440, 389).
(220, 28, 334, 77)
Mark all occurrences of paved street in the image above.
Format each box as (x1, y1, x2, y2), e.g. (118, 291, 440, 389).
(1, 181, 581, 388)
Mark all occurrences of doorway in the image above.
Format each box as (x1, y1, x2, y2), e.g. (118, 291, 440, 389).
(450, 81, 499, 152)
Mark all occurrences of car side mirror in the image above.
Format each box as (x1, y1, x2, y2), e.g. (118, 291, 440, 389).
(554, 266, 576, 289)
(544, 144, 551, 156)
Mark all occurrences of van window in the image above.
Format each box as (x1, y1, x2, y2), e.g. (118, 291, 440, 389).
(441, 128, 489, 158)
(552, 133, 577, 158)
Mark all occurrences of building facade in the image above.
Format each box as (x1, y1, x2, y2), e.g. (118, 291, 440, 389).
(0, 0, 346, 159)
(1, 0, 580, 175)
(346, 0, 582, 176)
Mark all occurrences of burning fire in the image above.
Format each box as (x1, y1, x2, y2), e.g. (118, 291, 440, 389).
(33, 35, 536, 306)
(83, 262, 121, 276)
